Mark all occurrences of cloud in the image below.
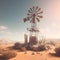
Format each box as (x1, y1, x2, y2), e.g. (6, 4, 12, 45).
(0, 26, 8, 31)
(0, 30, 22, 37)
(0, 26, 14, 36)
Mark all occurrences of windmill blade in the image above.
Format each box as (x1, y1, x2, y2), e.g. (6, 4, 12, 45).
(38, 15, 43, 18)
(40, 11, 43, 13)
(37, 11, 43, 14)
(33, 6, 35, 10)
(29, 8, 33, 13)
(23, 18, 27, 22)
(30, 8, 32, 11)
(36, 6, 38, 10)
(28, 10, 32, 13)
(27, 13, 31, 15)
(36, 18, 40, 22)
(37, 8, 41, 12)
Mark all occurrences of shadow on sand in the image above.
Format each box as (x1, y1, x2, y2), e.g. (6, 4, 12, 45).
(0, 56, 8, 60)
(49, 53, 60, 57)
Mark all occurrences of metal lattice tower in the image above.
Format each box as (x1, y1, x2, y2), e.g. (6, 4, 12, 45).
(23, 6, 43, 45)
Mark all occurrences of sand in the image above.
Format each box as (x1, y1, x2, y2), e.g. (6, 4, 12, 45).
(0, 43, 60, 60)
(9, 47, 60, 60)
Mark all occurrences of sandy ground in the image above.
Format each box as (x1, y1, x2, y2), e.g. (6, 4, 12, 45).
(9, 50, 60, 60)
(9, 46, 60, 60)
(0, 43, 60, 60)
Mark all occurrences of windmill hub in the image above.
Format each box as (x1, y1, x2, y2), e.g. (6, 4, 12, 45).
(33, 14, 36, 16)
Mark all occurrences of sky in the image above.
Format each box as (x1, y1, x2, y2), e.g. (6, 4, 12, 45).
(0, 0, 60, 42)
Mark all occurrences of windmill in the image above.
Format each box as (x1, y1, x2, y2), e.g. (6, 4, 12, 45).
(23, 6, 43, 45)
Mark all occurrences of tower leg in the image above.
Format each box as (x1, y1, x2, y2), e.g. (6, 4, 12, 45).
(29, 32, 38, 46)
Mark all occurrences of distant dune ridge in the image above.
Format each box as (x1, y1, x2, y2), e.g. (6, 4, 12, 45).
(0, 38, 60, 43)
(0, 39, 16, 44)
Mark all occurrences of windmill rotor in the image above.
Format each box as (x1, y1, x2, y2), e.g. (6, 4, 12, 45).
(23, 6, 43, 23)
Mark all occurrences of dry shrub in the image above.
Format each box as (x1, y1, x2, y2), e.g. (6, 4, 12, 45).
(21, 47, 27, 52)
(0, 50, 17, 60)
(31, 44, 46, 52)
(37, 40, 47, 51)
(0, 48, 4, 54)
(39, 40, 46, 45)
(32, 47, 38, 51)
(38, 45, 46, 51)
(29, 40, 47, 51)
(49, 47, 60, 57)
(55, 47, 60, 56)
(46, 45, 51, 50)
(13, 42, 22, 50)
(26, 43, 31, 50)
(49, 41, 55, 46)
